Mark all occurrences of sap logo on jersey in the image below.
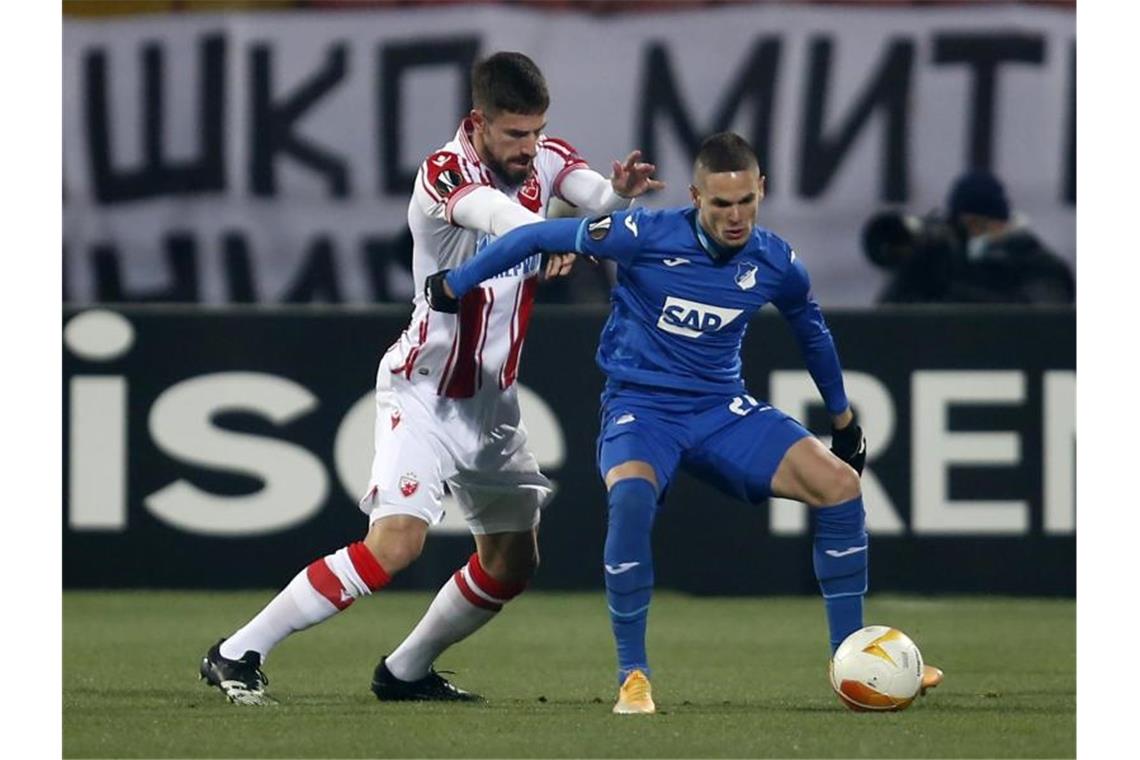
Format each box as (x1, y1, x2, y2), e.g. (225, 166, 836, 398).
(656, 296, 743, 338)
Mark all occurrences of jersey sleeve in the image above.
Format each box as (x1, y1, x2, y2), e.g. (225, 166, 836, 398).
(450, 185, 544, 237)
(413, 150, 488, 225)
(444, 218, 583, 298)
(442, 208, 647, 298)
(558, 168, 633, 215)
(771, 252, 850, 415)
(538, 136, 590, 200)
(573, 208, 646, 266)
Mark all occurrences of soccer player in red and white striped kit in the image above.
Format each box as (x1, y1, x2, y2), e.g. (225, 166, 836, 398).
(200, 51, 663, 704)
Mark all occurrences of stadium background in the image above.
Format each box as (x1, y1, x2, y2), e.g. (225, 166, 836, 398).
(63, 0, 1075, 597)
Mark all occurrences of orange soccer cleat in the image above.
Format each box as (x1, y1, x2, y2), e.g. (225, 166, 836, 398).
(920, 664, 944, 695)
(613, 669, 656, 714)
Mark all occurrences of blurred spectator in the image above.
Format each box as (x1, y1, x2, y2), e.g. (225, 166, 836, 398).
(945, 170, 1075, 304)
(864, 170, 1074, 305)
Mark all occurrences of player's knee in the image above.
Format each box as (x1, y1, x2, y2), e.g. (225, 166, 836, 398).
(369, 538, 424, 575)
(607, 477, 657, 530)
(475, 528, 541, 585)
(815, 462, 861, 506)
(364, 516, 429, 575)
(482, 550, 539, 585)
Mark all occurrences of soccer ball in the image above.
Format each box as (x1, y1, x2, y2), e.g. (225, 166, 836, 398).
(829, 625, 924, 712)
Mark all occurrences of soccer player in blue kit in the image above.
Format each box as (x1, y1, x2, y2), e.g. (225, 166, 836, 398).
(423, 132, 942, 714)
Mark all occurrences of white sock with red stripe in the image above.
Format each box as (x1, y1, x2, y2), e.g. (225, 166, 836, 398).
(219, 541, 390, 662)
(385, 553, 526, 682)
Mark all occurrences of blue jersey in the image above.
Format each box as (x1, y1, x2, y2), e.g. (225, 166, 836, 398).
(445, 207, 848, 414)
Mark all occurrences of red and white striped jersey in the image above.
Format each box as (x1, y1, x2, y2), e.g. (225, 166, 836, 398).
(387, 118, 592, 399)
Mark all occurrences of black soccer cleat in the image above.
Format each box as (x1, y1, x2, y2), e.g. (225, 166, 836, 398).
(370, 656, 483, 702)
(199, 638, 274, 705)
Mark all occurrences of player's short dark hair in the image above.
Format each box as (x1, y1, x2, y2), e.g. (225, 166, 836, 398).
(472, 52, 550, 117)
(694, 132, 760, 174)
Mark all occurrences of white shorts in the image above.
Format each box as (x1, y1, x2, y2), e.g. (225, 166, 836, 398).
(358, 354, 553, 535)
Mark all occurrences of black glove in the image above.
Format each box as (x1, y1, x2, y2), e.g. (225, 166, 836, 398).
(425, 270, 459, 313)
(830, 417, 867, 475)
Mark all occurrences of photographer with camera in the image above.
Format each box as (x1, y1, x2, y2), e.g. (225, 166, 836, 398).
(864, 170, 1075, 305)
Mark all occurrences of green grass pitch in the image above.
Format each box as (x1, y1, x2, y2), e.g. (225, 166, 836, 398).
(63, 591, 1074, 758)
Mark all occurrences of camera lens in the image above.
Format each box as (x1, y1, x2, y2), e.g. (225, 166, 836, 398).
(862, 212, 916, 269)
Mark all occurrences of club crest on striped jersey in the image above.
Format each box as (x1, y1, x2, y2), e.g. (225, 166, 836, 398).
(735, 261, 759, 290)
(399, 473, 419, 497)
(656, 296, 743, 338)
(518, 174, 542, 212)
(520, 176, 540, 201)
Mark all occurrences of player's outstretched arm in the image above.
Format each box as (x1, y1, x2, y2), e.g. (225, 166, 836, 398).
(425, 208, 644, 312)
(424, 218, 584, 312)
(559, 150, 665, 214)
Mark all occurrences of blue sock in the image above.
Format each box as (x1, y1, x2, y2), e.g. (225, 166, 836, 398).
(811, 496, 868, 654)
(604, 478, 658, 683)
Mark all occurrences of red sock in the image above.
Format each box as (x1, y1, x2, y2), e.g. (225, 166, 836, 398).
(453, 552, 527, 611)
(306, 541, 391, 610)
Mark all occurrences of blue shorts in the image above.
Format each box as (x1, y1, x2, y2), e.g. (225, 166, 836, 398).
(596, 382, 811, 503)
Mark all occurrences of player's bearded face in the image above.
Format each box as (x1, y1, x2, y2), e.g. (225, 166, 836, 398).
(473, 110, 546, 185)
(691, 169, 766, 248)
